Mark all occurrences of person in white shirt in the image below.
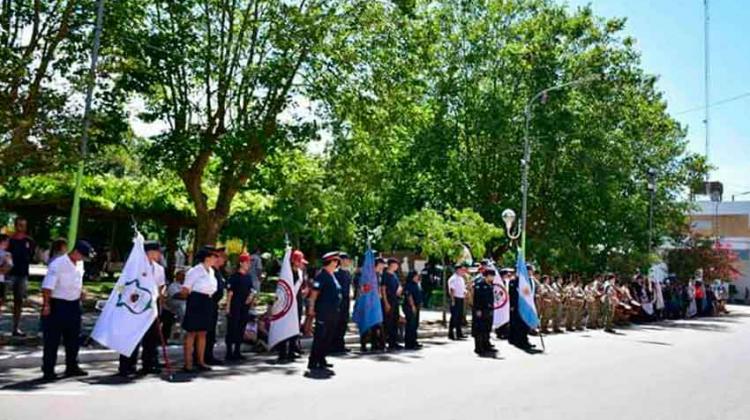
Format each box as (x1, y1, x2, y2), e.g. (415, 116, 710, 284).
(40, 240, 94, 381)
(118, 240, 167, 377)
(180, 247, 218, 372)
(448, 263, 469, 340)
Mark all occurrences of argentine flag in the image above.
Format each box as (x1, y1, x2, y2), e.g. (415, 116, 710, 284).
(516, 251, 540, 329)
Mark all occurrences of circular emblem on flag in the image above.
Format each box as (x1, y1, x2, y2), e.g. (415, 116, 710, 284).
(115, 279, 154, 315)
(270, 280, 294, 321)
(493, 282, 508, 309)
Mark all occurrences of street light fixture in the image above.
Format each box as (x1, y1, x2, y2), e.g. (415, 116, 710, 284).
(502, 208, 521, 240)
(519, 74, 600, 255)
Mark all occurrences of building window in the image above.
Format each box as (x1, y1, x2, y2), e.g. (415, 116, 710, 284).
(691, 220, 712, 230)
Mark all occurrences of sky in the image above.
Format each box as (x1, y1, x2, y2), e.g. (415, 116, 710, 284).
(563, 0, 749, 200)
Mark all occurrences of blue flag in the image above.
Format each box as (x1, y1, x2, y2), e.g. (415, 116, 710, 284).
(352, 249, 383, 335)
(516, 251, 540, 329)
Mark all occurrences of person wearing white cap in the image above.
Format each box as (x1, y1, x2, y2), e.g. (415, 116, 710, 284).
(304, 251, 342, 374)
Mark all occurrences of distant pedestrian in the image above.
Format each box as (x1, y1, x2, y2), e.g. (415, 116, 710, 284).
(40, 240, 93, 381)
(448, 263, 468, 340)
(8, 216, 36, 337)
(0, 234, 13, 322)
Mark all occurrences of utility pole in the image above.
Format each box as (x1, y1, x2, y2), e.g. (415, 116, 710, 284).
(704, 0, 711, 182)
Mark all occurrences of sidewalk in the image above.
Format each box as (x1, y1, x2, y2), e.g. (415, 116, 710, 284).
(0, 308, 449, 370)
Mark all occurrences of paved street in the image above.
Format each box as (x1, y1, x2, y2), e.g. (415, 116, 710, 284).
(2, 306, 749, 420)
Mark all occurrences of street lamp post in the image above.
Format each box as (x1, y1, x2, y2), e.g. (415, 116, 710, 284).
(647, 168, 657, 254)
(520, 75, 600, 256)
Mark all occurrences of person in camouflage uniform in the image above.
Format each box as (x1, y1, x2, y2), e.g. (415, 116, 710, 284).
(537, 275, 555, 334)
(570, 275, 586, 330)
(601, 274, 617, 333)
(550, 276, 565, 333)
(585, 274, 603, 329)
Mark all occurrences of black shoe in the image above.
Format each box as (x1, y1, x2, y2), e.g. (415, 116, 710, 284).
(117, 369, 135, 378)
(323, 362, 334, 368)
(64, 367, 89, 377)
(182, 366, 196, 373)
(139, 366, 161, 375)
(196, 364, 213, 372)
(42, 372, 58, 382)
(12, 329, 26, 337)
(205, 358, 224, 366)
(360, 345, 368, 353)
(448, 334, 457, 341)
(235, 353, 247, 361)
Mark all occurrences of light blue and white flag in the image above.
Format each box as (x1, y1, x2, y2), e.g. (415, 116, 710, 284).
(516, 251, 539, 329)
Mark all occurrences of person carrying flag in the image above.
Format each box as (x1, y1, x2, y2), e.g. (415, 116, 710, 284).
(353, 252, 385, 352)
(305, 252, 342, 374)
(509, 257, 539, 351)
(117, 240, 166, 377)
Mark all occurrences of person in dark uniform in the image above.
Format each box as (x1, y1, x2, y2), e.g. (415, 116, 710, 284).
(118, 240, 166, 376)
(181, 247, 218, 372)
(305, 252, 342, 374)
(331, 253, 352, 354)
(402, 271, 423, 350)
(508, 267, 534, 350)
(204, 246, 226, 365)
(360, 257, 386, 352)
(472, 269, 496, 356)
(225, 252, 255, 362)
(381, 258, 402, 351)
(40, 240, 93, 381)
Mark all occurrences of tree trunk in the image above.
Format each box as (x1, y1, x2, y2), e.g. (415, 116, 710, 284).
(165, 224, 178, 281)
(194, 212, 224, 253)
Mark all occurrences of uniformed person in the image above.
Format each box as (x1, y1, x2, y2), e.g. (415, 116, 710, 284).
(360, 257, 386, 352)
(472, 269, 496, 356)
(601, 274, 617, 333)
(550, 276, 565, 333)
(225, 253, 255, 362)
(402, 270, 423, 350)
(508, 267, 534, 350)
(40, 240, 94, 381)
(204, 246, 227, 365)
(305, 252, 342, 373)
(181, 246, 218, 373)
(331, 253, 353, 354)
(381, 257, 402, 351)
(537, 275, 554, 334)
(584, 274, 603, 329)
(448, 263, 469, 340)
(118, 240, 166, 376)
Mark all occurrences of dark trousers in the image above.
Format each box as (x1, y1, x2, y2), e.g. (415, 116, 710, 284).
(119, 318, 160, 373)
(332, 299, 350, 352)
(404, 308, 420, 348)
(42, 299, 82, 375)
(161, 309, 176, 342)
(225, 314, 248, 357)
(277, 336, 301, 359)
(449, 298, 465, 338)
(384, 298, 400, 348)
(308, 312, 338, 369)
(204, 304, 219, 360)
(360, 324, 384, 351)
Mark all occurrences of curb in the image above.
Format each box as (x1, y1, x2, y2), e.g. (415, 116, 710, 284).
(0, 329, 448, 370)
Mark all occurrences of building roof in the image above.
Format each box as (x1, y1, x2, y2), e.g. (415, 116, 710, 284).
(690, 201, 750, 217)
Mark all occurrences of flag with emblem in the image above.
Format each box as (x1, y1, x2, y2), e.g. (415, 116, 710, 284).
(516, 250, 540, 329)
(268, 247, 299, 349)
(91, 233, 158, 356)
(491, 264, 510, 328)
(352, 248, 383, 335)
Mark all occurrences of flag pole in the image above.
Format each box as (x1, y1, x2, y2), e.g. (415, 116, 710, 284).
(67, 0, 105, 245)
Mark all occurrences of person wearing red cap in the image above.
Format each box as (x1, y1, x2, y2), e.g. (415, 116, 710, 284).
(304, 252, 342, 375)
(225, 253, 255, 361)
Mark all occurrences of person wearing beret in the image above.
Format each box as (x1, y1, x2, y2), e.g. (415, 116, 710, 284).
(180, 247, 218, 373)
(118, 240, 167, 376)
(304, 252, 342, 374)
(472, 269, 496, 357)
(40, 240, 94, 381)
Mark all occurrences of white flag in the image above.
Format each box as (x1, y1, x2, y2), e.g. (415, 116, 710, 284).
(91, 234, 158, 356)
(268, 248, 299, 349)
(491, 265, 510, 328)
